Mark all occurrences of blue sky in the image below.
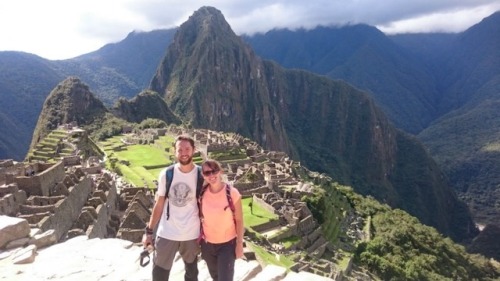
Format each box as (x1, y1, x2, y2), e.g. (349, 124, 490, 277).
(1, 0, 499, 60)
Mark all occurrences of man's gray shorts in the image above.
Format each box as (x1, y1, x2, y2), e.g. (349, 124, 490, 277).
(153, 237, 200, 270)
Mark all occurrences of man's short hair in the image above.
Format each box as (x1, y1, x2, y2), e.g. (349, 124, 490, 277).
(175, 134, 195, 148)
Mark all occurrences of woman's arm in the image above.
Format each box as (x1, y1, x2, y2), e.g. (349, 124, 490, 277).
(234, 195, 245, 259)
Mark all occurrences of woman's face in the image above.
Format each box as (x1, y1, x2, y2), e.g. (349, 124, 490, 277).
(202, 164, 221, 184)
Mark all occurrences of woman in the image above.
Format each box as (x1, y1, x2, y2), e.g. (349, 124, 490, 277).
(199, 159, 244, 281)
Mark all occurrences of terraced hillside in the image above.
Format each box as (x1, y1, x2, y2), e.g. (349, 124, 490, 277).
(27, 129, 73, 162)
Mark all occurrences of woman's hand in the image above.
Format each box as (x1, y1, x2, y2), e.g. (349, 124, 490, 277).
(236, 240, 244, 259)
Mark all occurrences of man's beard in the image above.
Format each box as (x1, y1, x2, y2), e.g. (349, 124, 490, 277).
(178, 156, 193, 166)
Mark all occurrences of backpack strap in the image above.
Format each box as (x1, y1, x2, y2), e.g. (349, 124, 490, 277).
(224, 184, 236, 225)
(196, 166, 203, 199)
(164, 164, 175, 220)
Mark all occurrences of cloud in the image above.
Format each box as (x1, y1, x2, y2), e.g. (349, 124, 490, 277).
(377, 2, 500, 34)
(0, 0, 499, 59)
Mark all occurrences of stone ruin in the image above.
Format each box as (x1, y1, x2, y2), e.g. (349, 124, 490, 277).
(0, 159, 124, 249)
(0, 125, 365, 280)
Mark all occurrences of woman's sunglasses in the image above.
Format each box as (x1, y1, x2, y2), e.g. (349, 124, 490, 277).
(202, 169, 219, 176)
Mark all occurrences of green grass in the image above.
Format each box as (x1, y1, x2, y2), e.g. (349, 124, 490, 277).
(337, 253, 353, 271)
(242, 197, 279, 228)
(114, 144, 168, 166)
(281, 235, 301, 249)
(247, 242, 296, 269)
(99, 135, 206, 189)
(100, 135, 175, 189)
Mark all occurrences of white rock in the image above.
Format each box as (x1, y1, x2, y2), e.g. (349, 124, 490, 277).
(0, 216, 30, 248)
(12, 244, 37, 264)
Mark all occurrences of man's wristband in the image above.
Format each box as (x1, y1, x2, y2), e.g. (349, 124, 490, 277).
(145, 226, 154, 235)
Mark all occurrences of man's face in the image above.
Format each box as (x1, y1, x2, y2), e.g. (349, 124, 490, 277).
(175, 140, 194, 165)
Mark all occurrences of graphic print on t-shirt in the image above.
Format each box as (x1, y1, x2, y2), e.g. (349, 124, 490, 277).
(170, 182, 191, 207)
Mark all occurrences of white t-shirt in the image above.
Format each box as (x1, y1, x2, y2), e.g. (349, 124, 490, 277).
(156, 163, 200, 241)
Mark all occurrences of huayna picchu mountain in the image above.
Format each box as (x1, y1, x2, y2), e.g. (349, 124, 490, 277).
(29, 76, 109, 152)
(150, 6, 292, 153)
(148, 6, 476, 241)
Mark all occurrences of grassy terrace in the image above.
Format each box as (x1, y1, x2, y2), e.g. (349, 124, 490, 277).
(28, 130, 70, 162)
(99, 134, 176, 189)
(242, 197, 279, 229)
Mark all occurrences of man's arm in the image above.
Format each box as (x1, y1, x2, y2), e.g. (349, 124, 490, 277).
(143, 196, 166, 247)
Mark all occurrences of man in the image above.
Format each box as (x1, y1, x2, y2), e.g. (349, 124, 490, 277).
(143, 135, 201, 281)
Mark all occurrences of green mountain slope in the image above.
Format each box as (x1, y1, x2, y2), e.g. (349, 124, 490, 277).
(417, 12, 500, 225)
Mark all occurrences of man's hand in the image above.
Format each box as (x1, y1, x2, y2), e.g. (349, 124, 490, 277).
(142, 233, 153, 248)
(142, 226, 154, 248)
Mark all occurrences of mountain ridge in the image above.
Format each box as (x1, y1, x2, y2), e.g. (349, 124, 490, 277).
(1, 6, 497, 241)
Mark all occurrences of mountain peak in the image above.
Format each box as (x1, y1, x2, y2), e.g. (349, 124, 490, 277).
(187, 6, 234, 34)
(44, 77, 107, 120)
(174, 6, 239, 49)
(28, 77, 108, 151)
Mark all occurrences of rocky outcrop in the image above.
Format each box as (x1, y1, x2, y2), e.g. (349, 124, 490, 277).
(111, 90, 181, 124)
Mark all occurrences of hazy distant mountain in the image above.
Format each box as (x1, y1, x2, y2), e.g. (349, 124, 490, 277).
(53, 29, 177, 105)
(0, 52, 65, 159)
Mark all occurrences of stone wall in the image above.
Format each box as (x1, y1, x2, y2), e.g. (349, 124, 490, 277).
(86, 176, 119, 239)
(268, 226, 297, 243)
(252, 219, 282, 233)
(298, 215, 318, 234)
(15, 162, 65, 197)
(37, 176, 92, 241)
(0, 184, 27, 216)
(86, 204, 108, 238)
(0, 159, 14, 168)
(62, 156, 81, 166)
(233, 181, 266, 192)
(252, 194, 276, 215)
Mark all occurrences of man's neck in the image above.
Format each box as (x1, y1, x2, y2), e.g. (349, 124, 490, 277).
(178, 162, 195, 173)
